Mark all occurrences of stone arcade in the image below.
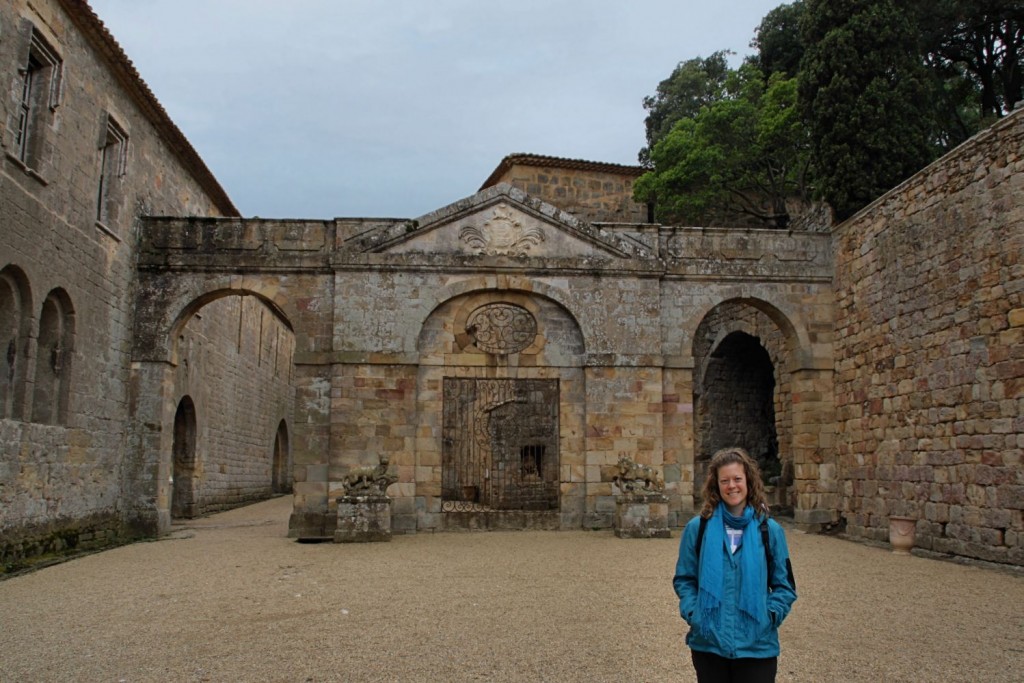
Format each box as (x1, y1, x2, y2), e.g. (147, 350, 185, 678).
(133, 182, 835, 540)
(2, 0, 1022, 570)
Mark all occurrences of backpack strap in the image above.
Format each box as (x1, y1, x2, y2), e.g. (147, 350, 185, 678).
(695, 514, 709, 557)
(760, 515, 773, 591)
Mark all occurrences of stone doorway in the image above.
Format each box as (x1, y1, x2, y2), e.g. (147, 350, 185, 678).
(171, 395, 198, 518)
(442, 378, 559, 513)
(272, 419, 290, 494)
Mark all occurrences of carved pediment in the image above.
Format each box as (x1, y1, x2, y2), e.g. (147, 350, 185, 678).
(343, 184, 652, 260)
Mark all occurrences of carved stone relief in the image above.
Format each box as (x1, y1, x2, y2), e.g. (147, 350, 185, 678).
(465, 303, 537, 355)
(459, 203, 546, 256)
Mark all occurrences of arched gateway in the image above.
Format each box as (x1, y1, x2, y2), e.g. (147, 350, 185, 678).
(129, 184, 835, 538)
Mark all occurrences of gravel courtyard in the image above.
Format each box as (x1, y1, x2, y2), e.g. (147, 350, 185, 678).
(2, 496, 1022, 683)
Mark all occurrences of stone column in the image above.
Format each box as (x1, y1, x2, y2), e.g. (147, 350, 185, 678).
(122, 360, 176, 537)
(288, 363, 332, 539)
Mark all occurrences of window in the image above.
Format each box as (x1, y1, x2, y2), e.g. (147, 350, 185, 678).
(96, 116, 128, 225)
(11, 24, 62, 172)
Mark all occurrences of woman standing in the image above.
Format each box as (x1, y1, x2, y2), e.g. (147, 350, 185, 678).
(673, 447, 797, 683)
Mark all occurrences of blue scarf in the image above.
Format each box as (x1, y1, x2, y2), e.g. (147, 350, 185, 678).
(696, 502, 769, 641)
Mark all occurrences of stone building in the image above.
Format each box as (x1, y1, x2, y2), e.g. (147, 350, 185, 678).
(0, 0, 289, 568)
(480, 153, 649, 224)
(1, 0, 1022, 571)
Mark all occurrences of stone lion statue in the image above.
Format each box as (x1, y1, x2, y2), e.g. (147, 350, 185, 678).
(341, 454, 398, 496)
(614, 455, 664, 493)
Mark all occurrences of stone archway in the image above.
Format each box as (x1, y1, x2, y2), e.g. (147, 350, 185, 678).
(171, 395, 198, 519)
(692, 299, 795, 513)
(696, 331, 782, 500)
(414, 288, 586, 531)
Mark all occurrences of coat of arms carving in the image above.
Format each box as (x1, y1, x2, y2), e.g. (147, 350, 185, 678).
(459, 204, 546, 256)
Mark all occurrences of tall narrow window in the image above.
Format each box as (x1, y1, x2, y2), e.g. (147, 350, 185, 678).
(97, 117, 128, 225)
(13, 26, 62, 171)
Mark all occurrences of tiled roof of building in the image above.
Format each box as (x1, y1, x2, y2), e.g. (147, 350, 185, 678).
(480, 153, 646, 191)
(62, 0, 240, 217)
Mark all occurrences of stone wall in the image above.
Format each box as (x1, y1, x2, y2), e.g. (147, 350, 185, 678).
(0, 0, 233, 570)
(833, 108, 1024, 564)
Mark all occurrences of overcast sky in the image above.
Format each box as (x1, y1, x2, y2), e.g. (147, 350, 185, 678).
(88, 1, 781, 219)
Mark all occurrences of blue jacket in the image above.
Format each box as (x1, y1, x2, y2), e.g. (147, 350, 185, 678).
(672, 511, 797, 659)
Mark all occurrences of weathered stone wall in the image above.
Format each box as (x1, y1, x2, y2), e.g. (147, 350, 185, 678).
(833, 108, 1024, 564)
(172, 295, 294, 516)
(138, 205, 835, 539)
(0, 0, 232, 570)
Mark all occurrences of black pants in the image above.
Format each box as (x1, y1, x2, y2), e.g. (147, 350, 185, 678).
(691, 650, 777, 683)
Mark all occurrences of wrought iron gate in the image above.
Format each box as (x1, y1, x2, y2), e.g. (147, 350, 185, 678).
(442, 378, 559, 511)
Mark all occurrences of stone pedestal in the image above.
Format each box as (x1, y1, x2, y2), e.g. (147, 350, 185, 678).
(614, 492, 671, 539)
(334, 495, 392, 543)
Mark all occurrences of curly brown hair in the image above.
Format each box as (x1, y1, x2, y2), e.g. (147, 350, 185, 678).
(699, 447, 770, 519)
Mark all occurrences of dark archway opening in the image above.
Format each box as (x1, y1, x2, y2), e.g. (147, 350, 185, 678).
(171, 395, 198, 519)
(272, 419, 290, 494)
(695, 331, 780, 498)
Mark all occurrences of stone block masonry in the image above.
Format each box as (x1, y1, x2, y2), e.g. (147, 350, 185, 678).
(0, 0, 236, 571)
(833, 108, 1024, 564)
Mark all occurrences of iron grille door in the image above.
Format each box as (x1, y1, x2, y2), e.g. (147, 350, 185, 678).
(442, 378, 559, 511)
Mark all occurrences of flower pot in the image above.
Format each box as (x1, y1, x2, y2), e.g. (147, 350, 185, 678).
(889, 516, 917, 554)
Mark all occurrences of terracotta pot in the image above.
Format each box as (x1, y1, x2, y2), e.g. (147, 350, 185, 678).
(889, 516, 917, 554)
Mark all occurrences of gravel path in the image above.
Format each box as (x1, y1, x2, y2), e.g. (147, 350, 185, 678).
(2, 496, 1022, 682)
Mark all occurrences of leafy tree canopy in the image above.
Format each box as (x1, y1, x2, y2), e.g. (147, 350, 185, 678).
(799, 0, 940, 220)
(636, 0, 1024, 225)
(752, 1, 806, 78)
(635, 64, 810, 227)
(921, 0, 1024, 120)
(638, 51, 732, 166)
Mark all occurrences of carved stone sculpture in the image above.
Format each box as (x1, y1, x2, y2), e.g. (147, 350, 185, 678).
(340, 454, 398, 496)
(614, 455, 665, 493)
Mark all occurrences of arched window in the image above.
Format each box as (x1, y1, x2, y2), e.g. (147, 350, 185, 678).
(31, 289, 73, 425)
(0, 266, 31, 420)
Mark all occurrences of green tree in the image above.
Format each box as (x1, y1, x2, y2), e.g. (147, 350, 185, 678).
(638, 51, 732, 166)
(635, 64, 810, 227)
(922, 0, 1024, 120)
(752, 1, 806, 78)
(798, 0, 937, 220)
